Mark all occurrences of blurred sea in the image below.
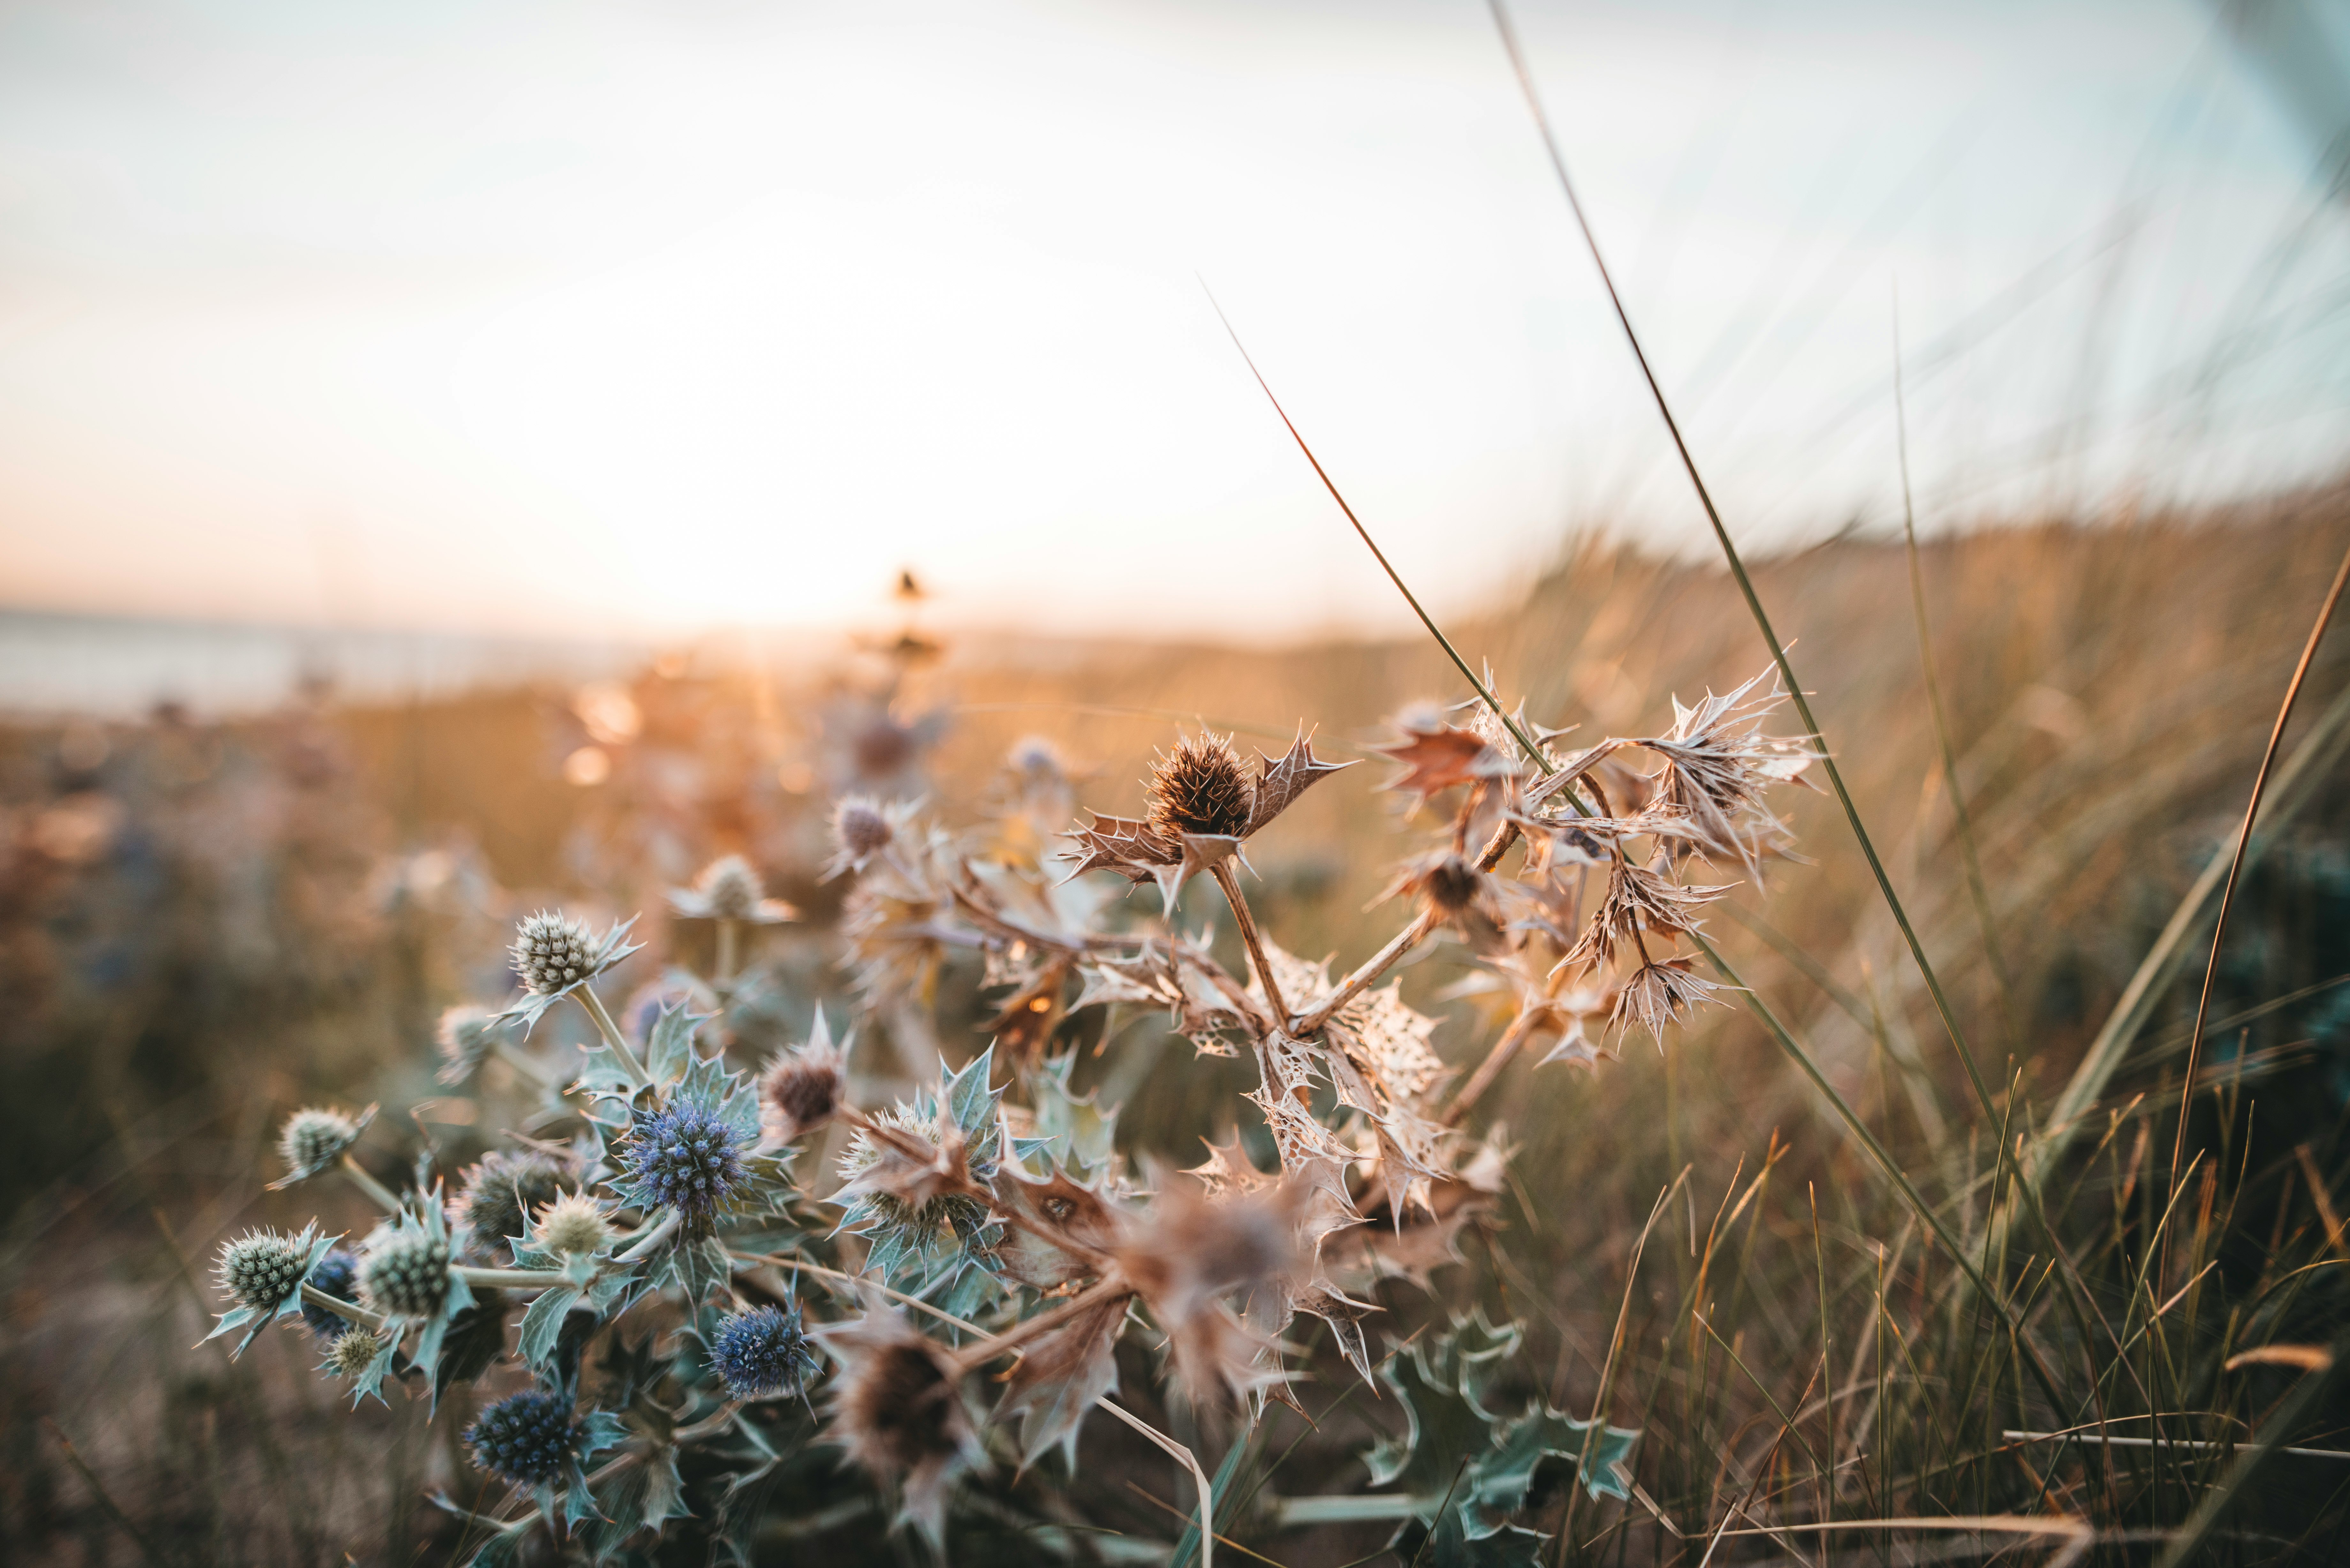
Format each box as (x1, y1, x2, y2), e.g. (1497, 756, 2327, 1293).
(0, 607, 644, 718)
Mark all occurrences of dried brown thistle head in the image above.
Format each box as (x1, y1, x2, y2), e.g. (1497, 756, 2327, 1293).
(824, 794, 900, 881)
(1145, 732, 1254, 841)
(818, 1311, 982, 1546)
(758, 1015, 847, 1146)
(1611, 956, 1733, 1042)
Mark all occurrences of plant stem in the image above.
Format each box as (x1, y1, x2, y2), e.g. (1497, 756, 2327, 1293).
(576, 987, 651, 1089)
(616, 1209, 681, 1265)
(1687, 930, 2071, 1420)
(1294, 911, 1437, 1037)
(947, 1273, 1133, 1373)
(1210, 861, 1288, 1028)
(672, 1401, 743, 1444)
(733, 1253, 986, 1334)
(1442, 1010, 1541, 1127)
(716, 918, 740, 985)
(451, 1265, 565, 1292)
(340, 1154, 402, 1214)
(300, 1283, 387, 1332)
(1292, 817, 1520, 1037)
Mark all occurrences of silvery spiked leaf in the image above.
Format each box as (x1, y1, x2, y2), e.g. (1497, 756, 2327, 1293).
(1024, 1051, 1119, 1179)
(1147, 832, 1239, 917)
(996, 1290, 1128, 1471)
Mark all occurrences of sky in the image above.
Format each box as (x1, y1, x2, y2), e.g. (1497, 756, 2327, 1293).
(1, 0, 2346, 646)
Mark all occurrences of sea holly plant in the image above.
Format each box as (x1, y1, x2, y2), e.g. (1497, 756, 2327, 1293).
(206, 665, 1809, 1562)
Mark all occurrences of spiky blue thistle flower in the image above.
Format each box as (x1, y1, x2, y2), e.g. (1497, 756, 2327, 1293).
(464, 1390, 580, 1486)
(301, 1249, 359, 1340)
(711, 1305, 820, 1400)
(620, 1101, 748, 1229)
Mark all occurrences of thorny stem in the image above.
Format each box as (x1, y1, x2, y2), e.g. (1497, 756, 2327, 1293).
(1210, 861, 1288, 1028)
(1291, 816, 1522, 1036)
(1441, 1010, 1542, 1128)
(733, 1253, 986, 1334)
(340, 1154, 402, 1214)
(947, 1272, 1133, 1374)
(300, 1282, 387, 1332)
(949, 885, 1148, 956)
(1294, 911, 1438, 1037)
(672, 1401, 743, 1444)
(576, 986, 651, 1091)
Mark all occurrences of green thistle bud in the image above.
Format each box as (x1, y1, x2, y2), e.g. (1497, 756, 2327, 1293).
(216, 1229, 308, 1314)
(536, 1192, 612, 1258)
(360, 1230, 451, 1318)
(510, 911, 598, 996)
(277, 1106, 365, 1184)
(326, 1326, 389, 1379)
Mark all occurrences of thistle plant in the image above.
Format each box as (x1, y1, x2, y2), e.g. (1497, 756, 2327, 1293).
(215, 664, 1808, 1565)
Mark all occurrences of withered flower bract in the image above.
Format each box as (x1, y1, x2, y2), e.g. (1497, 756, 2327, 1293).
(817, 1308, 985, 1548)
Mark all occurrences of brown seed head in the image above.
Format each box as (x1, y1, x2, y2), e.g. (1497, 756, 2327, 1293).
(759, 1036, 845, 1144)
(694, 854, 765, 920)
(1421, 854, 1482, 913)
(1145, 732, 1253, 841)
(835, 796, 894, 859)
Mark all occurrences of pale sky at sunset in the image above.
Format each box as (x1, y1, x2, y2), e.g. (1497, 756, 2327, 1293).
(2, 0, 2346, 645)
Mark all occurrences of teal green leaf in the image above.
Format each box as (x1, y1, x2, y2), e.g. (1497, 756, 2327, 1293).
(519, 1286, 583, 1368)
(644, 1004, 706, 1087)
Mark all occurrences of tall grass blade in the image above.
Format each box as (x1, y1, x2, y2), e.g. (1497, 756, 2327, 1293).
(2165, 540, 2350, 1211)
(1485, 0, 2007, 1132)
(1894, 303, 2018, 1046)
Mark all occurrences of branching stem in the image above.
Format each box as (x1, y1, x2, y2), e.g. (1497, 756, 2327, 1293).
(947, 1273, 1133, 1374)
(340, 1154, 402, 1214)
(1210, 861, 1288, 1028)
(300, 1283, 387, 1332)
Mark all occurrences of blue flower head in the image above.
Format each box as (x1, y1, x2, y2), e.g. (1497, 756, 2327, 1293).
(711, 1305, 820, 1400)
(620, 1101, 749, 1232)
(301, 1249, 359, 1340)
(464, 1390, 580, 1486)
